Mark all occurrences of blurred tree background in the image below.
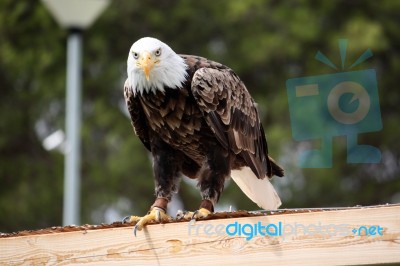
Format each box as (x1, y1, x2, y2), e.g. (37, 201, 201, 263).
(1, 0, 399, 233)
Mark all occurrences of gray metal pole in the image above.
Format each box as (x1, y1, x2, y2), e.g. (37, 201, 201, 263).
(63, 30, 82, 226)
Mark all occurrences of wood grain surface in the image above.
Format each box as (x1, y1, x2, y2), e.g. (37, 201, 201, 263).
(1, 205, 399, 265)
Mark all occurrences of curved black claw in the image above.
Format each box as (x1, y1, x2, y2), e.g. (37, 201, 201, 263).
(191, 210, 199, 220)
(133, 224, 139, 237)
(122, 216, 131, 224)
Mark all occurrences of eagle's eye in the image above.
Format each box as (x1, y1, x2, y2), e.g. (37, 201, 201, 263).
(132, 51, 139, 59)
(155, 48, 162, 57)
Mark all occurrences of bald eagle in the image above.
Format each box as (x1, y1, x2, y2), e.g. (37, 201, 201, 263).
(123, 37, 283, 233)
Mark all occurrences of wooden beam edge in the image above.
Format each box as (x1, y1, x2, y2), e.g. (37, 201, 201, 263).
(1, 205, 399, 265)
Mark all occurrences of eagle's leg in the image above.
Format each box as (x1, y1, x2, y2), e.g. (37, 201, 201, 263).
(123, 139, 181, 235)
(180, 147, 229, 220)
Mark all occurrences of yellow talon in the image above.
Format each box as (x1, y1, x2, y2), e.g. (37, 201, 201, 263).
(123, 207, 172, 236)
(177, 208, 211, 220)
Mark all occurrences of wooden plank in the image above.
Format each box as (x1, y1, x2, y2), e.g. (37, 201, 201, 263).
(1, 205, 399, 265)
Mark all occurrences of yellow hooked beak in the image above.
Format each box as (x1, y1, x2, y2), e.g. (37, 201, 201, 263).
(139, 51, 155, 81)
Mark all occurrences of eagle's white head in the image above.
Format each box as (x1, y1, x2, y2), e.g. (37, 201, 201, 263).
(127, 37, 188, 95)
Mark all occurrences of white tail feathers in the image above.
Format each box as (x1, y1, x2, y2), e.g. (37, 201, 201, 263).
(231, 166, 281, 210)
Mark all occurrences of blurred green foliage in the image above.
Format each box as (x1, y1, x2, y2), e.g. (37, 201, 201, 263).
(1, 0, 399, 232)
